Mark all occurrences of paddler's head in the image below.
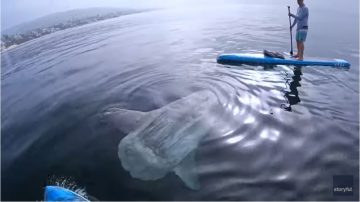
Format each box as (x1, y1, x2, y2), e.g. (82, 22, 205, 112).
(297, 0, 305, 6)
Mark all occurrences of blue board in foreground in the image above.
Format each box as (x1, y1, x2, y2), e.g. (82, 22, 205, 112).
(44, 186, 89, 201)
(217, 53, 351, 68)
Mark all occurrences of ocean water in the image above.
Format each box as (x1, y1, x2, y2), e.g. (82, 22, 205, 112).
(1, 0, 359, 201)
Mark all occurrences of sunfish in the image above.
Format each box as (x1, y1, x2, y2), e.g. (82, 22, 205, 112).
(102, 90, 221, 190)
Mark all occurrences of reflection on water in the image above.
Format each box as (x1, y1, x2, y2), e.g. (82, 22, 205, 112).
(220, 61, 304, 112)
(282, 67, 302, 111)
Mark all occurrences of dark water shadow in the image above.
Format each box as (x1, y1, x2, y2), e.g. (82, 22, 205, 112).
(281, 67, 302, 112)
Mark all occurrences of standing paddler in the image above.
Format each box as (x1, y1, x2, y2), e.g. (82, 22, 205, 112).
(289, 0, 309, 60)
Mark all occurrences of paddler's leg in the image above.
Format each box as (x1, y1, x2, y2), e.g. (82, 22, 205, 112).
(297, 29, 307, 60)
(298, 42, 304, 60)
(293, 40, 300, 58)
(293, 30, 302, 58)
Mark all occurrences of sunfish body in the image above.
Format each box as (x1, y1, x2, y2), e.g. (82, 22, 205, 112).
(103, 91, 220, 189)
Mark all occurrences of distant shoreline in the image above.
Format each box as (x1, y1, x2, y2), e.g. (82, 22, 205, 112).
(1, 8, 149, 51)
(0, 44, 18, 53)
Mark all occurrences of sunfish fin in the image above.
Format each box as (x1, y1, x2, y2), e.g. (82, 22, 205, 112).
(174, 151, 200, 190)
(102, 107, 146, 134)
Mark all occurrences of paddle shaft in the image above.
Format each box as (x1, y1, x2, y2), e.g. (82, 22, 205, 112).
(288, 6, 293, 55)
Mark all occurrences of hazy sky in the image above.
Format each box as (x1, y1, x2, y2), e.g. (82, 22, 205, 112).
(1, 0, 359, 30)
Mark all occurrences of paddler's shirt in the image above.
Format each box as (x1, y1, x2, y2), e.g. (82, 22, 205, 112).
(292, 5, 309, 31)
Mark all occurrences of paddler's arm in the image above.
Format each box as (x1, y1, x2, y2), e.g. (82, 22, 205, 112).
(289, 7, 308, 21)
(290, 18, 297, 30)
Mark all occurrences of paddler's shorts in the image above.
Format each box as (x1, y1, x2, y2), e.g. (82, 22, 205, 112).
(296, 29, 308, 42)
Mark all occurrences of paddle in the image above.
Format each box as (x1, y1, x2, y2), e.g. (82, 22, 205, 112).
(287, 6, 293, 56)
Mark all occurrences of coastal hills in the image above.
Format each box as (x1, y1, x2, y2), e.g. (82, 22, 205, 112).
(1, 7, 147, 50)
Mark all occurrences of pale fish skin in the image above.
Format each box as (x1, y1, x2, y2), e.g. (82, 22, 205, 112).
(103, 90, 223, 190)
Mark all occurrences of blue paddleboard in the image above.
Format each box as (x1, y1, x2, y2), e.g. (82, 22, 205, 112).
(217, 53, 351, 68)
(44, 186, 89, 201)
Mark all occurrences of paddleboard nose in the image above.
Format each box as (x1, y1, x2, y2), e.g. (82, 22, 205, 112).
(44, 186, 89, 201)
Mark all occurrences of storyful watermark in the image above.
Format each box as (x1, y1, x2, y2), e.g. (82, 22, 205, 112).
(333, 175, 353, 196)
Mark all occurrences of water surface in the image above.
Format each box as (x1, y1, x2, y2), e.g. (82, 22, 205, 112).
(1, 1, 359, 200)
